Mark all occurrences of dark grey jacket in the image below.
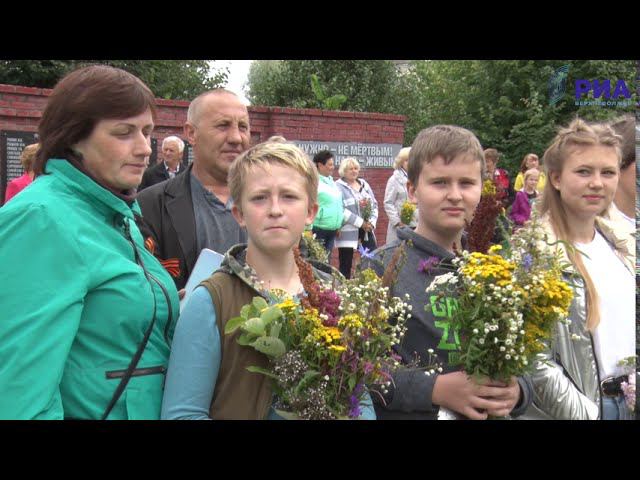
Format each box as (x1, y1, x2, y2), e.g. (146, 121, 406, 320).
(136, 164, 197, 290)
(361, 226, 533, 420)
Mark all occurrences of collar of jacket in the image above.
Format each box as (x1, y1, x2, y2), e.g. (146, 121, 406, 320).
(162, 163, 194, 199)
(45, 159, 140, 220)
(396, 225, 458, 263)
(158, 163, 197, 269)
(539, 213, 634, 275)
(163, 161, 181, 174)
(219, 243, 338, 299)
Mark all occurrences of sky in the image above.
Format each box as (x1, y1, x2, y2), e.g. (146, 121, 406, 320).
(210, 60, 252, 105)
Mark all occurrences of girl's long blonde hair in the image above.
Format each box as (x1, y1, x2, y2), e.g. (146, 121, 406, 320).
(538, 118, 621, 331)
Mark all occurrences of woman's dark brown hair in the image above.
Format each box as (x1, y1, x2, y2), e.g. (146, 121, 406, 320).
(35, 64, 157, 175)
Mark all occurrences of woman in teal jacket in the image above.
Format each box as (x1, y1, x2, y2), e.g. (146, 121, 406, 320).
(0, 65, 179, 420)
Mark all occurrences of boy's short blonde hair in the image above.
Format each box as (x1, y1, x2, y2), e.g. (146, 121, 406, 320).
(407, 125, 485, 184)
(229, 141, 319, 207)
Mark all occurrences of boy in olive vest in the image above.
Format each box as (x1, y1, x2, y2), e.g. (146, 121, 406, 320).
(160, 141, 375, 419)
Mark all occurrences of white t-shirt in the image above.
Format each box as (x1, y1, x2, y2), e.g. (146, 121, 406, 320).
(618, 209, 635, 227)
(575, 230, 635, 379)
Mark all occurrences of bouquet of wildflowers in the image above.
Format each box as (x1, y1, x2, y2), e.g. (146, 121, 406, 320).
(359, 198, 373, 241)
(426, 211, 574, 383)
(301, 229, 329, 263)
(400, 200, 416, 226)
(224, 247, 410, 419)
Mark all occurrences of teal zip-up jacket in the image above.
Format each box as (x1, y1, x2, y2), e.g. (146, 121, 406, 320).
(313, 175, 344, 231)
(0, 159, 179, 420)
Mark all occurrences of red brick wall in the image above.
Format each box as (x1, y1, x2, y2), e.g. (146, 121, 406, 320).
(0, 85, 405, 250)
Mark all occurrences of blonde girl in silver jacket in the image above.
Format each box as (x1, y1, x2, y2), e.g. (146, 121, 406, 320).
(527, 119, 635, 420)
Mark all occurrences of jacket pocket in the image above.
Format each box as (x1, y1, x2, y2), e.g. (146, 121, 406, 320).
(105, 365, 166, 379)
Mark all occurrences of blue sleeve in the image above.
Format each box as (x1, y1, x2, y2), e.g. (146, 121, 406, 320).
(161, 286, 221, 420)
(358, 390, 377, 420)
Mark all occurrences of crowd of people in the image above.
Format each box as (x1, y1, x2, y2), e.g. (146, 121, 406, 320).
(0, 64, 635, 420)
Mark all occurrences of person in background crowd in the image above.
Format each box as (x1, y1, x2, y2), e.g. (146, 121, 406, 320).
(335, 157, 378, 278)
(267, 135, 287, 143)
(509, 168, 540, 228)
(137, 89, 250, 293)
(138, 136, 185, 191)
(528, 118, 634, 420)
(384, 147, 416, 244)
(603, 115, 635, 226)
(311, 150, 343, 263)
(513, 153, 546, 192)
(4, 143, 38, 203)
(0, 65, 178, 419)
(484, 148, 512, 207)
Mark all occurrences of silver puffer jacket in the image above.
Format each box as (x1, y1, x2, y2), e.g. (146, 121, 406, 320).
(523, 214, 635, 420)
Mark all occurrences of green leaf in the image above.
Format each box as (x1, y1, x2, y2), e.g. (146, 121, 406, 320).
(348, 375, 356, 392)
(240, 304, 252, 320)
(294, 370, 320, 395)
(224, 316, 246, 334)
(252, 297, 269, 311)
(237, 332, 254, 346)
(251, 336, 287, 358)
(324, 94, 347, 110)
(247, 365, 279, 380)
(244, 317, 267, 336)
(260, 306, 283, 325)
(270, 322, 282, 339)
(310, 73, 325, 101)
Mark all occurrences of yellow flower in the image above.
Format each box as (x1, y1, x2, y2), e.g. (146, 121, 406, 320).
(328, 345, 346, 352)
(482, 179, 497, 196)
(276, 298, 298, 316)
(338, 314, 364, 330)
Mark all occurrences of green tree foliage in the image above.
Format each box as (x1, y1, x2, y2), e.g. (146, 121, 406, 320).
(400, 60, 636, 176)
(309, 74, 347, 110)
(247, 60, 399, 112)
(0, 60, 228, 100)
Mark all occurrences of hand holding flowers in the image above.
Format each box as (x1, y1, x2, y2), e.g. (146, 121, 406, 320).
(359, 198, 373, 241)
(426, 211, 574, 386)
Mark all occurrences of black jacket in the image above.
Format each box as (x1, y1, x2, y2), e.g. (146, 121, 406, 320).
(136, 164, 197, 290)
(138, 162, 184, 192)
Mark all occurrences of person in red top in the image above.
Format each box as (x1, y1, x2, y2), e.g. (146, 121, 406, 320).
(483, 148, 511, 207)
(4, 143, 38, 203)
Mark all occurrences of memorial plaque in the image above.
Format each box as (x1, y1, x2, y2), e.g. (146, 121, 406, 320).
(291, 141, 402, 169)
(148, 138, 159, 166)
(1, 130, 38, 205)
(183, 142, 194, 166)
